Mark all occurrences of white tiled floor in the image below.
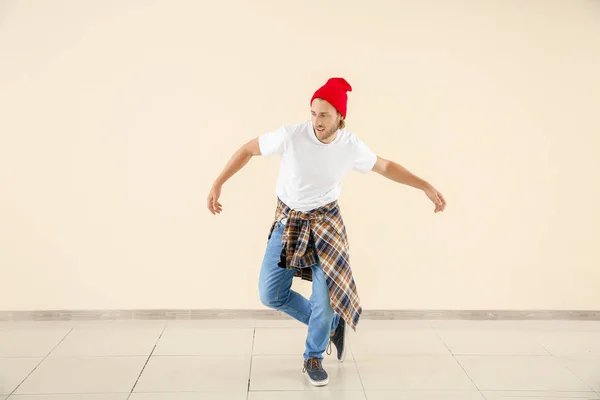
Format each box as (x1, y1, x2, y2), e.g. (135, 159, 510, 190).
(0, 319, 599, 399)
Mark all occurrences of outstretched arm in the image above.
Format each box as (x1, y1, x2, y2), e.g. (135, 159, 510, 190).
(372, 156, 446, 213)
(207, 138, 261, 215)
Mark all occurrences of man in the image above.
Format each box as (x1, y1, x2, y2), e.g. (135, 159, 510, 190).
(207, 77, 446, 386)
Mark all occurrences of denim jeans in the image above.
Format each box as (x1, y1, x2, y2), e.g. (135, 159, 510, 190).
(258, 221, 340, 360)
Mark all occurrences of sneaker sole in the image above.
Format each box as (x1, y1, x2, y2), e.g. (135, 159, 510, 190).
(307, 375, 329, 387)
(338, 323, 349, 363)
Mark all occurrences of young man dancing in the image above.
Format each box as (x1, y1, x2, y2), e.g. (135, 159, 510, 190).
(207, 77, 446, 386)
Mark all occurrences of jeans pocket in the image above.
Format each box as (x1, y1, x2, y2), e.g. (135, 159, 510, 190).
(268, 220, 285, 241)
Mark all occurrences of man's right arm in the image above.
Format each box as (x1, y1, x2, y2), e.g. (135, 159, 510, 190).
(208, 126, 288, 214)
(207, 138, 261, 214)
(212, 137, 261, 188)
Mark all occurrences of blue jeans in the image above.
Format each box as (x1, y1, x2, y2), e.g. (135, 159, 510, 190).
(258, 221, 340, 360)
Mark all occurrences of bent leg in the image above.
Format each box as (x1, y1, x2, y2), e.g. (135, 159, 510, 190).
(258, 222, 311, 325)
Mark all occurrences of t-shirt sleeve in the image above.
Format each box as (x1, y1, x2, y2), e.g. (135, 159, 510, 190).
(258, 125, 289, 157)
(352, 135, 378, 173)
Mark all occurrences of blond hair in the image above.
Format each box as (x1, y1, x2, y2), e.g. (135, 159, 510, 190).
(338, 112, 346, 129)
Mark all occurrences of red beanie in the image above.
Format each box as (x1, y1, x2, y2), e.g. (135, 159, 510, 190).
(310, 77, 353, 118)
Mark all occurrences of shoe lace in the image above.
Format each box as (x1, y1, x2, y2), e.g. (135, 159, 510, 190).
(302, 357, 323, 373)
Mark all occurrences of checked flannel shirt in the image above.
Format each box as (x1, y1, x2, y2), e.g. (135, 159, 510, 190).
(267, 197, 363, 331)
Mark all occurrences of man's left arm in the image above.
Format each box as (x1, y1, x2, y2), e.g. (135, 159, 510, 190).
(371, 156, 447, 213)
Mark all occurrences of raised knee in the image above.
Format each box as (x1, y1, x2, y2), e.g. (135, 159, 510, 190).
(259, 290, 282, 309)
(311, 300, 334, 320)
(322, 307, 334, 321)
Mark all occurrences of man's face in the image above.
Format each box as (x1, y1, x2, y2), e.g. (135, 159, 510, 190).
(310, 98, 342, 143)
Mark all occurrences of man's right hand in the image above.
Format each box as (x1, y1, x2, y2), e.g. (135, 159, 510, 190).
(207, 184, 223, 215)
(206, 137, 261, 215)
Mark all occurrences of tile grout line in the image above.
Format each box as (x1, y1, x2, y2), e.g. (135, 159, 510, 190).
(349, 346, 369, 399)
(432, 328, 485, 398)
(533, 327, 598, 394)
(7, 327, 74, 398)
(246, 326, 256, 400)
(126, 321, 168, 400)
(539, 341, 598, 394)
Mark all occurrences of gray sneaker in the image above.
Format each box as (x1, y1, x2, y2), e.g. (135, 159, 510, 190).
(302, 357, 329, 386)
(328, 318, 348, 362)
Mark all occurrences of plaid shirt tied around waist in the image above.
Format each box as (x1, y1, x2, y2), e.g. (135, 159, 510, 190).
(268, 198, 363, 331)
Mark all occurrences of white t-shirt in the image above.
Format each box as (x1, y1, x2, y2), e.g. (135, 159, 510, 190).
(258, 120, 377, 212)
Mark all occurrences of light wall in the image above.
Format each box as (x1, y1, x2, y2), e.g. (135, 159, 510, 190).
(1, 0, 599, 312)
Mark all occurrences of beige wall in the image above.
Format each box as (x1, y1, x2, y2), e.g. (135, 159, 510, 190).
(1, 0, 599, 312)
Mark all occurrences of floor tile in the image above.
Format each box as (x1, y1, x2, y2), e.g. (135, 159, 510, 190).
(0, 329, 70, 357)
(253, 328, 308, 355)
(154, 327, 254, 356)
(9, 395, 128, 399)
(436, 330, 549, 355)
(357, 320, 433, 330)
(72, 321, 167, 329)
(14, 356, 146, 395)
(0, 322, 76, 330)
(250, 355, 362, 391)
(351, 329, 449, 356)
(254, 319, 304, 328)
(50, 328, 162, 357)
(355, 355, 476, 391)
(558, 356, 600, 392)
(535, 331, 600, 357)
(166, 319, 255, 329)
(248, 391, 367, 399)
(481, 391, 600, 399)
(130, 393, 247, 400)
(514, 321, 600, 332)
(133, 355, 250, 393)
(365, 391, 485, 400)
(456, 355, 591, 391)
(3, 319, 600, 399)
(0, 358, 42, 395)
(429, 321, 527, 331)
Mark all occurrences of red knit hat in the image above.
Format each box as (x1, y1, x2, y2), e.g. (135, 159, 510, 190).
(310, 77, 353, 118)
